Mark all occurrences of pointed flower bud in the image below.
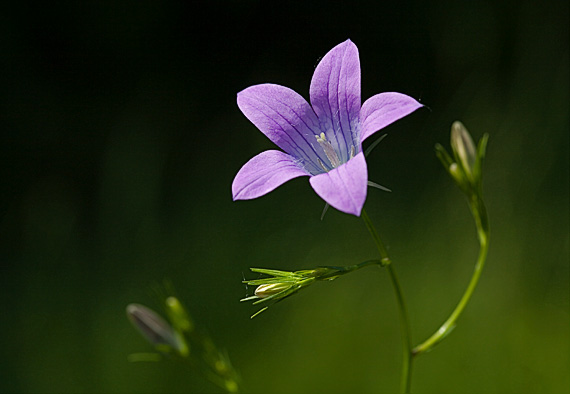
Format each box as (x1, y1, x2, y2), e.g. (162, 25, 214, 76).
(126, 303, 187, 355)
(436, 121, 488, 198)
(241, 266, 354, 318)
(254, 282, 293, 298)
(451, 121, 476, 180)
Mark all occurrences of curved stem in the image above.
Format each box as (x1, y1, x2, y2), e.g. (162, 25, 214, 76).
(361, 209, 413, 394)
(412, 197, 490, 356)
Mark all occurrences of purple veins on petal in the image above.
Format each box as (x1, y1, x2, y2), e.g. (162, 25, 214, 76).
(233, 39, 423, 216)
(310, 39, 361, 164)
(309, 152, 368, 216)
(360, 92, 423, 143)
(232, 150, 310, 200)
(237, 84, 326, 175)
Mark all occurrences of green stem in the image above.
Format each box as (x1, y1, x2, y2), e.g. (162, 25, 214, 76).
(412, 197, 489, 356)
(318, 259, 385, 280)
(361, 209, 390, 263)
(362, 209, 413, 394)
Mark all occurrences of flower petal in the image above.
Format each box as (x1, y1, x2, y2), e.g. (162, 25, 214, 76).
(310, 39, 361, 163)
(232, 150, 310, 201)
(360, 92, 423, 142)
(309, 152, 367, 216)
(237, 84, 325, 175)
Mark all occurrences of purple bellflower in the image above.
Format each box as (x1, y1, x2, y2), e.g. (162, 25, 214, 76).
(232, 39, 423, 216)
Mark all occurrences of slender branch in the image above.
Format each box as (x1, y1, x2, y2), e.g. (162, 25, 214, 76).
(361, 209, 390, 262)
(318, 259, 385, 279)
(412, 197, 490, 356)
(361, 209, 413, 394)
(386, 263, 413, 393)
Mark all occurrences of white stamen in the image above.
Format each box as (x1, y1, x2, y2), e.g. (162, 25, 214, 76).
(317, 158, 328, 172)
(315, 132, 341, 169)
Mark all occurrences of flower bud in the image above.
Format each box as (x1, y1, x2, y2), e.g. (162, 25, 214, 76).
(254, 283, 292, 298)
(126, 303, 185, 354)
(451, 121, 476, 179)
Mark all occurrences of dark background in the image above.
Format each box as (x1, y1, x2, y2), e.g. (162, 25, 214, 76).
(1, 1, 568, 393)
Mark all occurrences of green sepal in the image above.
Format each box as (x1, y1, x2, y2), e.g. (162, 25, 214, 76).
(435, 143, 455, 172)
(472, 133, 489, 195)
(249, 268, 297, 277)
(364, 133, 388, 157)
(243, 277, 300, 285)
(165, 296, 194, 334)
(250, 307, 269, 319)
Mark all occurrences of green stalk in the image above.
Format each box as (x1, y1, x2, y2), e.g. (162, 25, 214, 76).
(362, 209, 413, 394)
(412, 197, 489, 355)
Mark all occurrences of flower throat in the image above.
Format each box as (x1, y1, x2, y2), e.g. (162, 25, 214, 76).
(315, 132, 355, 172)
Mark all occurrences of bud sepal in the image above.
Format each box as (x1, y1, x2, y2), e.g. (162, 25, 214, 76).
(436, 121, 489, 200)
(241, 262, 382, 318)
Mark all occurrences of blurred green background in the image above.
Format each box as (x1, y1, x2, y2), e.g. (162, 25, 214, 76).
(1, 1, 568, 393)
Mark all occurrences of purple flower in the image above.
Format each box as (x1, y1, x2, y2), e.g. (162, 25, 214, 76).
(232, 39, 422, 216)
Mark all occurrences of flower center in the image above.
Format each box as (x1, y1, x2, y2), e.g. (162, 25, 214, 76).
(314, 132, 355, 172)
